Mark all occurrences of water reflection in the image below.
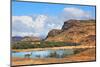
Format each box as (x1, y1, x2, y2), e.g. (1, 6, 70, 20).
(12, 49, 74, 58)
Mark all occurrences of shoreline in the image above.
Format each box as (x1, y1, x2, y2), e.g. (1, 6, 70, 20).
(12, 45, 95, 52)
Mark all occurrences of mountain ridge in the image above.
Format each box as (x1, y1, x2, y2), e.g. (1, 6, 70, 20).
(45, 19, 96, 46)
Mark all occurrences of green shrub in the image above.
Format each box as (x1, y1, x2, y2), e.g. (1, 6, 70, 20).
(12, 41, 80, 49)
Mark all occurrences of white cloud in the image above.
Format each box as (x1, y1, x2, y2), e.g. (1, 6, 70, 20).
(12, 15, 62, 37)
(12, 15, 47, 29)
(12, 16, 34, 28)
(12, 15, 48, 37)
(63, 7, 91, 20)
(12, 32, 41, 37)
(32, 15, 48, 32)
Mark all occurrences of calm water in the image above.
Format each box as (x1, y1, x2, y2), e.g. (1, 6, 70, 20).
(12, 49, 74, 58)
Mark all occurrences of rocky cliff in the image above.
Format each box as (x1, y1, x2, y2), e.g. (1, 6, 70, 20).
(62, 20, 81, 30)
(45, 19, 96, 45)
(46, 29, 62, 38)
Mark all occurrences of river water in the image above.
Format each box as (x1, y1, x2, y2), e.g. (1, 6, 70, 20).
(12, 49, 74, 58)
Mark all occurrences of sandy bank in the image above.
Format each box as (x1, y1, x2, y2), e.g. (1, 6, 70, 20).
(12, 45, 95, 52)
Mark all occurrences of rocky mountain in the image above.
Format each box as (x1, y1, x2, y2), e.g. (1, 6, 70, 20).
(12, 36, 41, 43)
(21, 36, 40, 42)
(46, 29, 62, 38)
(62, 20, 81, 30)
(45, 19, 96, 45)
(80, 35, 96, 46)
(12, 36, 24, 42)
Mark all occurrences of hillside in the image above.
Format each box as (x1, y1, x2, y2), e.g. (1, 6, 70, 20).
(21, 36, 40, 42)
(45, 19, 96, 46)
(12, 36, 24, 43)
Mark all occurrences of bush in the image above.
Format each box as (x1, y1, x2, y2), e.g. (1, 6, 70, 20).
(12, 42, 35, 49)
(12, 41, 80, 49)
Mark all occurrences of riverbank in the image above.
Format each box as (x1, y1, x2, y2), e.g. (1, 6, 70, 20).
(12, 45, 95, 52)
(12, 48, 96, 66)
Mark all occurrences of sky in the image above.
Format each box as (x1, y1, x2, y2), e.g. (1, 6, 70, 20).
(12, 1, 96, 38)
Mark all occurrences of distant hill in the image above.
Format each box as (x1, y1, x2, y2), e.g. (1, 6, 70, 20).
(12, 36, 24, 42)
(21, 36, 40, 42)
(45, 19, 96, 46)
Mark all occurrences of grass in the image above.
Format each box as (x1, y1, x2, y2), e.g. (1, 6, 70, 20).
(12, 41, 80, 49)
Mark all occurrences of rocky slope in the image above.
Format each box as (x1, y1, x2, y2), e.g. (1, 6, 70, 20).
(45, 19, 96, 45)
(21, 36, 40, 42)
(46, 29, 62, 38)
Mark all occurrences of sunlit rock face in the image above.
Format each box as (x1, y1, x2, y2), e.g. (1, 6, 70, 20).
(62, 19, 80, 30)
(46, 19, 96, 44)
(46, 29, 62, 37)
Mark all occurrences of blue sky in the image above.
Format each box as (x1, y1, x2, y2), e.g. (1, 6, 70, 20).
(12, 1, 96, 37)
(12, 1, 95, 17)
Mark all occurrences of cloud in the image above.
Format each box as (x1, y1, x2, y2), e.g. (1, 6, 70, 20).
(12, 16, 34, 27)
(12, 15, 63, 37)
(12, 15, 48, 36)
(12, 31, 41, 37)
(32, 15, 48, 32)
(62, 7, 91, 20)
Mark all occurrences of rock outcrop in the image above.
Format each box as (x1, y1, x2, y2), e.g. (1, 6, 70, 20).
(45, 19, 96, 45)
(62, 19, 81, 30)
(80, 35, 96, 46)
(46, 29, 62, 38)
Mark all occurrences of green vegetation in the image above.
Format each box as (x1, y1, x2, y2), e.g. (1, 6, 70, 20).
(12, 41, 80, 49)
(12, 42, 35, 49)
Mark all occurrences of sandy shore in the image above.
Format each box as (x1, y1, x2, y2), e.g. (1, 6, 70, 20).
(12, 45, 95, 52)
(12, 48, 96, 66)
